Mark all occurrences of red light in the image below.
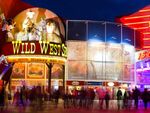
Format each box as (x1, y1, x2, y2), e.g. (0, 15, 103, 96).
(120, 5, 150, 49)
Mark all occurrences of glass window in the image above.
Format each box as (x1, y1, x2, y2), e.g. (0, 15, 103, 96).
(67, 60, 87, 79)
(87, 42, 105, 61)
(122, 26, 134, 46)
(106, 23, 121, 43)
(105, 62, 123, 80)
(67, 21, 87, 41)
(67, 41, 87, 61)
(88, 21, 105, 42)
(87, 61, 104, 80)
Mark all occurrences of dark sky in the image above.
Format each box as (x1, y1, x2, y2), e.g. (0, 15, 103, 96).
(22, 0, 150, 22)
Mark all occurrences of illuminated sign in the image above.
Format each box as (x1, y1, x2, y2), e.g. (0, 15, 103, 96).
(66, 81, 85, 86)
(138, 50, 150, 60)
(2, 41, 67, 58)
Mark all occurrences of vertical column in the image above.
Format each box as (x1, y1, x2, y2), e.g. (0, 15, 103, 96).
(46, 63, 52, 100)
(62, 65, 65, 92)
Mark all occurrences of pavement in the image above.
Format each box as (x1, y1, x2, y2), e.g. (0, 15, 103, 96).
(0, 100, 150, 113)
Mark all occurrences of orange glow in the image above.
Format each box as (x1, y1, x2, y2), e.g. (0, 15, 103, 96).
(143, 32, 150, 34)
(143, 38, 150, 40)
(143, 46, 150, 48)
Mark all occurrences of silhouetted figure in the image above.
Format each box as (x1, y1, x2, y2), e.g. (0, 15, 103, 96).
(105, 91, 110, 109)
(117, 87, 122, 110)
(90, 89, 95, 109)
(54, 89, 60, 108)
(0, 87, 5, 111)
(13, 89, 20, 106)
(141, 88, 149, 109)
(132, 87, 140, 109)
(63, 92, 69, 108)
(123, 90, 129, 109)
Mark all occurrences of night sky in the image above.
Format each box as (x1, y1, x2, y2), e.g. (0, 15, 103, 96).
(22, 0, 150, 22)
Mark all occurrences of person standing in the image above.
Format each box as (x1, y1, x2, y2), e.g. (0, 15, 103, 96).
(54, 89, 60, 108)
(141, 88, 149, 109)
(132, 87, 140, 109)
(123, 89, 129, 109)
(116, 87, 122, 110)
(105, 91, 110, 109)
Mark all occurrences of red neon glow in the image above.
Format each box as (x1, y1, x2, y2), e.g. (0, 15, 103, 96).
(119, 5, 150, 49)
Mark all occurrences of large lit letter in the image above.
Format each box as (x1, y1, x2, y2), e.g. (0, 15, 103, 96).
(49, 43, 54, 55)
(12, 41, 21, 54)
(25, 43, 30, 54)
(39, 41, 49, 54)
(62, 44, 67, 57)
(30, 43, 36, 54)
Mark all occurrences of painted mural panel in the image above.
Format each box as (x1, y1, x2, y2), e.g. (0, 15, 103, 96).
(12, 63, 25, 79)
(27, 63, 45, 79)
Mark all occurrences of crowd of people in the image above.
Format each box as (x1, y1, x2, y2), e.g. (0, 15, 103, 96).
(0, 85, 150, 111)
(62, 86, 150, 110)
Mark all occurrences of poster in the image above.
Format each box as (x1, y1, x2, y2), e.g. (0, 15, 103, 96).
(12, 63, 25, 79)
(27, 63, 45, 79)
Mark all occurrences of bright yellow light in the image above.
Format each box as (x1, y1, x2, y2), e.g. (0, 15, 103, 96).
(6, 55, 66, 64)
(107, 82, 114, 87)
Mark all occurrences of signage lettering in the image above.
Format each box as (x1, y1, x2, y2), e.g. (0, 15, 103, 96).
(138, 50, 150, 60)
(12, 41, 67, 58)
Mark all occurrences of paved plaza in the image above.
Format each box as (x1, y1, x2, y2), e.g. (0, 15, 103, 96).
(1, 100, 150, 113)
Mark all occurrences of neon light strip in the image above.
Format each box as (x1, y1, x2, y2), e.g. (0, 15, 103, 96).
(124, 21, 150, 25)
(125, 15, 150, 20)
(134, 26, 149, 30)
(136, 67, 150, 72)
(143, 32, 150, 34)
(143, 46, 150, 48)
(139, 9, 150, 12)
(143, 38, 150, 40)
